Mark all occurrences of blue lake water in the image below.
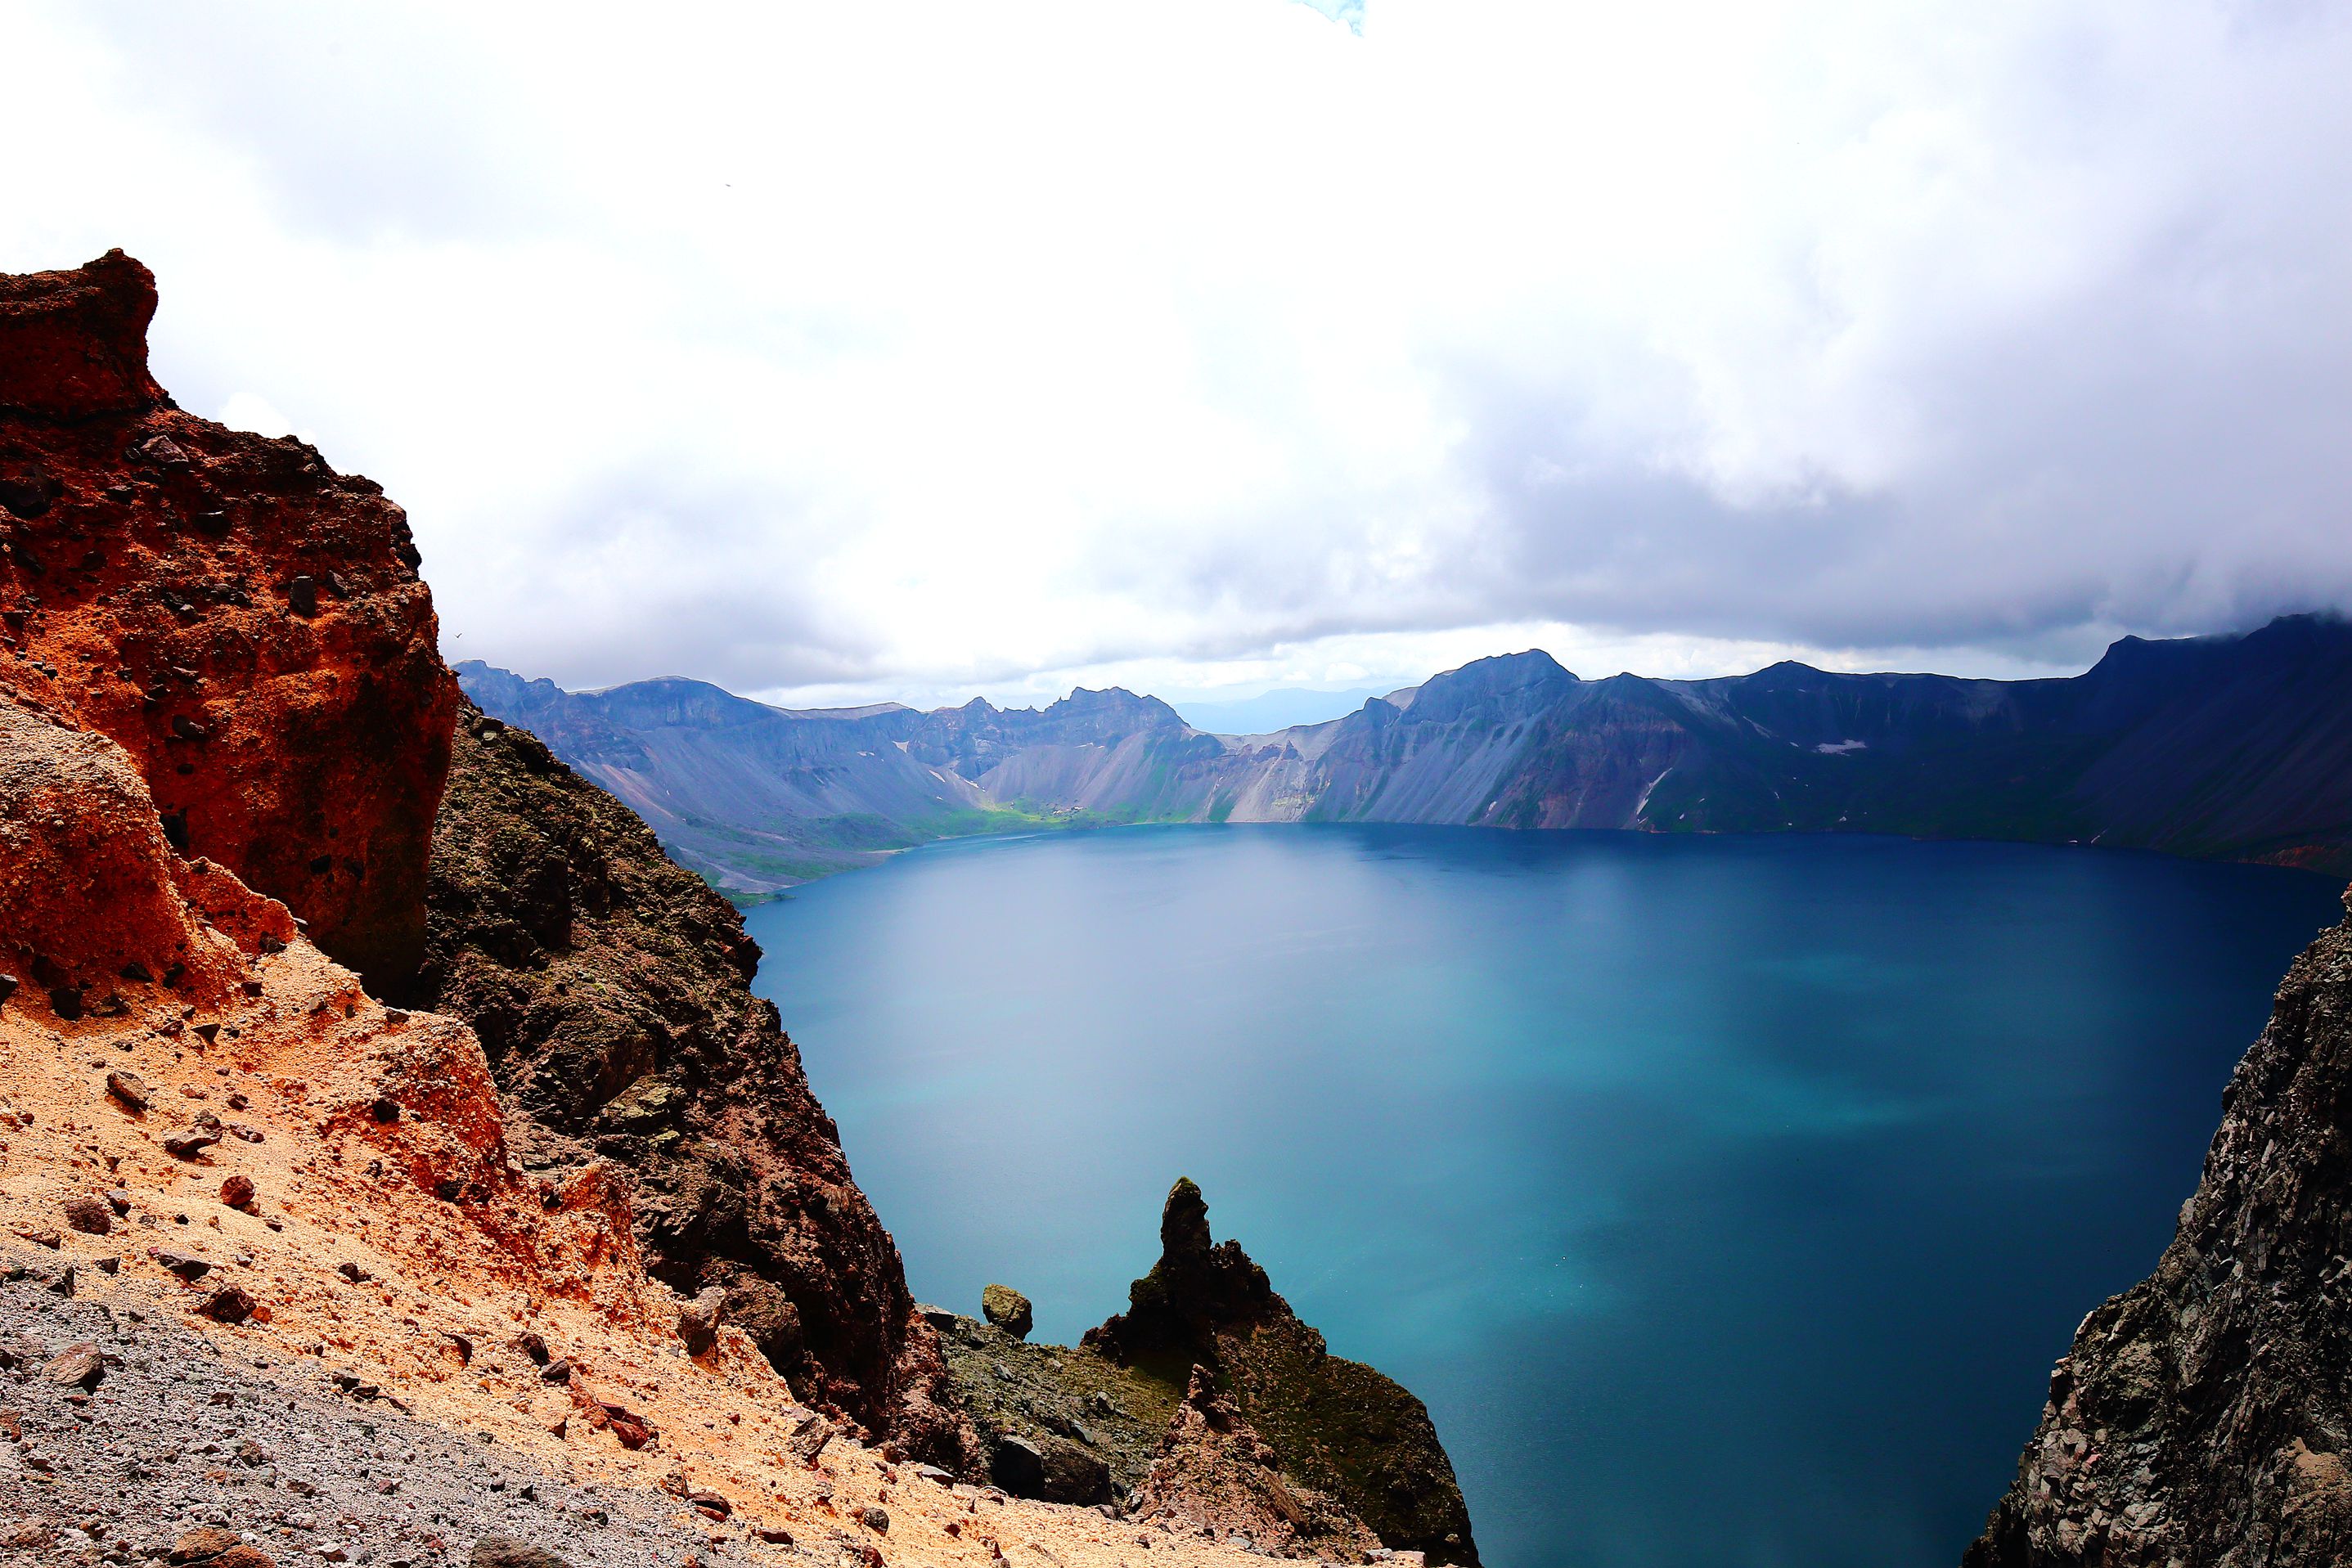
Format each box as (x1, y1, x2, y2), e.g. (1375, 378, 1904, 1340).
(742, 825, 2344, 1568)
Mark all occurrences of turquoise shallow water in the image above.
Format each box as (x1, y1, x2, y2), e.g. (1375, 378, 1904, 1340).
(742, 825, 2344, 1568)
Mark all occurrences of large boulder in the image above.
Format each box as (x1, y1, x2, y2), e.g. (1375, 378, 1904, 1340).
(981, 1283, 1034, 1339)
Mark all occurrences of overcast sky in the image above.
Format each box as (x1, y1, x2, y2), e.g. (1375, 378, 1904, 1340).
(7, 1, 2350, 708)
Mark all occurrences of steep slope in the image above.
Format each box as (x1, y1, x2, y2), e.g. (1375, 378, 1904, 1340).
(465, 616, 2352, 899)
(1967, 886, 2352, 1566)
(408, 704, 975, 1465)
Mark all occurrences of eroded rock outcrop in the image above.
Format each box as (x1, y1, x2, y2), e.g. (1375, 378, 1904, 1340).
(1085, 1179, 1479, 1565)
(408, 705, 975, 1467)
(0, 251, 455, 988)
(933, 1179, 1477, 1562)
(1967, 887, 2352, 1566)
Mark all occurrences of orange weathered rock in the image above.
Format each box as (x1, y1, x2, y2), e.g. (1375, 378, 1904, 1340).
(0, 252, 454, 988)
(0, 702, 252, 1009)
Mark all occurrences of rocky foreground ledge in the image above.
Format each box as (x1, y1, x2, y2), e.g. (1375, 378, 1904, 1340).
(0, 249, 1477, 1565)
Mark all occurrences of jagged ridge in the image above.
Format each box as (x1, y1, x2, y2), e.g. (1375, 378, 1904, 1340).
(461, 614, 2352, 901)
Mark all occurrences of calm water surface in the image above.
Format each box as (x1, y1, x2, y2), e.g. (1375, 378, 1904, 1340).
(743, 825, 2343, 1568)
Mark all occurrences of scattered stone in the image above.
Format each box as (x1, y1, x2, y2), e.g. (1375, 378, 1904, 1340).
(992, 1434, 1046, 1497)
(687, 1490, 731, 1519)
(61, 1194, 113, 1234)
(137, 434, 191, 468)
(600, 1400, 654, 1449)
(11, 1225, 61, 1249)
(515, 1330, 549, 1364)
(981, 1283, 1035, 1339)
(539, 1358, 571, 1384)
(43, 1342, 104, 1388)
(286, 575, 318, 617)
(857, 1505, 890, 1533)
(218, 1173, 256, 1210)
(105, 1069, 151, 1111)
(105, 1189, 133, 1215)
(369, 1096, 400, 1123)
(470, 1539, 573, 1568)
(336, 1261, 371, 1283)
(754, 1525, 794, 1546)
(784, 1408, 832, 1463)
(196, 1283, 258, 1323)
(677, 1287, 725, 1355)
(151, 1247, 215, 1280)
(164, 1130, 221, 1160)
(168, 1528, 245, 1563)
(45, 1263, 76, 1297)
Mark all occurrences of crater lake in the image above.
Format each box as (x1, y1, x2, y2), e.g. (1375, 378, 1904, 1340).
(743, 824, 2344, 1568)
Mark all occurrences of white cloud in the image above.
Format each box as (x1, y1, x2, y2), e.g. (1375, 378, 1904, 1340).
(216, 392, 308, 443)
(2, 0, 2347, 703)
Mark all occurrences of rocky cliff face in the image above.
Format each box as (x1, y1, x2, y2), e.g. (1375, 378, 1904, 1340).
(0, 250, 455, 989)
(408, 705, 974, 1465)
(1967, 887, 2352, 1566)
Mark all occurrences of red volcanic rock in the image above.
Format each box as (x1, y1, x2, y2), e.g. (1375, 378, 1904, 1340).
(0, 249, 166, 421)
(0, 252, 455, 987)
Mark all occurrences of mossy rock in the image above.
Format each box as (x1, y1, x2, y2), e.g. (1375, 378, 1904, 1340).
(981, 1283, 1033, 1339)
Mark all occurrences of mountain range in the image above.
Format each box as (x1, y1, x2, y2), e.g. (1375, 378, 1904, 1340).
(459, 612, 2352, 898)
